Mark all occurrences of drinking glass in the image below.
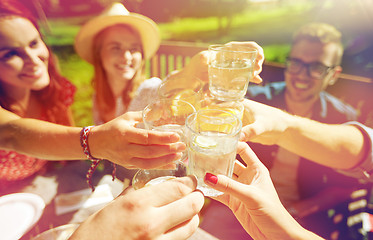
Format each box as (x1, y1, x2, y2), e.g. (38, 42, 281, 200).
(208, 44, 258, 101)
(132, 99, 196, 189)
(185, 109, 242, 197)
(158, 76, 204, 109)
(200, 97, 244, 121)
(31, 224, 79, 240)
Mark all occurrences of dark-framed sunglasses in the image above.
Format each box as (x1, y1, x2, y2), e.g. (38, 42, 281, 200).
(285, 57, 335, 79)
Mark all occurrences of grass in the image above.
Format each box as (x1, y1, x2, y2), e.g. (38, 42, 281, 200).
(44, 2, 313, 46)
(158, 2, 314, 44)
(53, 46, 94, 126)
(47, 2, 314, 126)
(62, 57, 94, 127)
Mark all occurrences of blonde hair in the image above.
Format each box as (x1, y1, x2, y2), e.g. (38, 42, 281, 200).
(91, 24, 146, 122)
(293, 22, 344, 65)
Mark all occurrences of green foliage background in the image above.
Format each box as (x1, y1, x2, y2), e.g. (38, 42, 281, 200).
(43, 2, 325, 126)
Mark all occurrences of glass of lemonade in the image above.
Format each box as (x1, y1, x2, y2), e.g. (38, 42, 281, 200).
(185, 109, 242, 197)
(208, 44, 258, 101)
(158, 76, 204, 109)
(200, 97, 244, 121)
(132, 99, 196, 189)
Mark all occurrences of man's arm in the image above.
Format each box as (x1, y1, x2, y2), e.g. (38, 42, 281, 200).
(241, 99, 369, 171)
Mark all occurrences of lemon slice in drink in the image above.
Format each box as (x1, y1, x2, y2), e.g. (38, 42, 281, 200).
(194, 136, 217, 149)
(173, 89, 195, 100)
(170, 89, 196, 116)
(201, 105, 242, 120)
(196, 109, 236, 134)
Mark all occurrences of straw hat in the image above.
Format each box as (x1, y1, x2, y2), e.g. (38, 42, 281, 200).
(74, 2, 160, 64)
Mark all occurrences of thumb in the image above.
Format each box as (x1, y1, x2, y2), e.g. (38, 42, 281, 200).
(250, 74, 263, 85)
(123, 111, 143, 122)
(204, 173, 253, 202)
(240, 122, 265, 142)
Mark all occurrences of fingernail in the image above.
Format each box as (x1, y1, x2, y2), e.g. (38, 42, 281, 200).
(175, 152, 183, 160)
(177, 143, 186, 151)
(204, 173, 218, 185)
(170, 133, 180, 141)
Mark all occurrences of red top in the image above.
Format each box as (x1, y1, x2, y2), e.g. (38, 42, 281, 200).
(0, 78, 76, 186)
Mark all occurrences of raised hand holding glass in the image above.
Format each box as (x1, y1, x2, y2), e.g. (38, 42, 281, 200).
(132, 99, 196, 189)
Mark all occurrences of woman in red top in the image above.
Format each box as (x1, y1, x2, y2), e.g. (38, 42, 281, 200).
(0, 0, 185, 191)
(0, 0, 76, 188)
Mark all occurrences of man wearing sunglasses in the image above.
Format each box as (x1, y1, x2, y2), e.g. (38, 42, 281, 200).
(245, 22, 363, 239)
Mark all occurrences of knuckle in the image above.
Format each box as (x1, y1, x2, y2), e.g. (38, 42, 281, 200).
(171, 180, 190, 196)
(188, 197, 203, 214)
(121, 198, 141, 212)
(135, 222, 157, 240)
(223, 178, 232, 193)
(144, 132, 150, 145)
(248, 127, 259, 138)
(140, 131, 150, 145)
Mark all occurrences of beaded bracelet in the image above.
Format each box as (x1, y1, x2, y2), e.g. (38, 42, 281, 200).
(80, 126, 116, 191)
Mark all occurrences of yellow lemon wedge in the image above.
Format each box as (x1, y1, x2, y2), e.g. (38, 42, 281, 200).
(173, 89, 196, 100)
(201, 105, 243, 120)
(196, 109, 237, 133)
(194, 136, 217, 149)
(170, 89, 196, 116)
(198, 122, 233, 134)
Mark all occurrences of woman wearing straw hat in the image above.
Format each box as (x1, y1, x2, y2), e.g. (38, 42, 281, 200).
(75, 2, 162, 124)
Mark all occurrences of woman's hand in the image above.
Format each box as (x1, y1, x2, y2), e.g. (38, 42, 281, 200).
(204, 142, 324, 240)
(70, 176, 204, 240)
(89, 111, 186, 169)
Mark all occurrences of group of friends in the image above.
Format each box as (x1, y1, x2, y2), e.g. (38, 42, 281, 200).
(0, 0, 372, 239)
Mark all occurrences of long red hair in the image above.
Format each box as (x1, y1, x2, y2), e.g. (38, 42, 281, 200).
(91, 24, 146, 123)
(0, 0, 74, 126)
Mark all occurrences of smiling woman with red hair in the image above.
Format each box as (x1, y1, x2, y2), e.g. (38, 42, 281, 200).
(74, 2, 162, 124)
(0, 0, 76, 188)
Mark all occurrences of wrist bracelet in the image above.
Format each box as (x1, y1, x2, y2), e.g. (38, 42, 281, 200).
(80, 126, 101, 161)
(80, 126, 116, 191)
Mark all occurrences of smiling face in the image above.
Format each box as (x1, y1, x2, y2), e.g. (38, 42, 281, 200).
(99, 25, 143, 95)
(284, 39, 341, 102)
(0, 16, 49, 95)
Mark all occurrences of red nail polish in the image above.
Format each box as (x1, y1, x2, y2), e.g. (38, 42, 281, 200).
(204, 173, 218, 185)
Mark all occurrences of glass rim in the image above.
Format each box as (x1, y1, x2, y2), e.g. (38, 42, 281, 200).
(157, 77, 204, 98)
(208, 44, 258, 54)
(142, 98, 196, 126)
(31, 224, 79, 239)
(200, 98, 244, 108)
(185, 109, 242, 137)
